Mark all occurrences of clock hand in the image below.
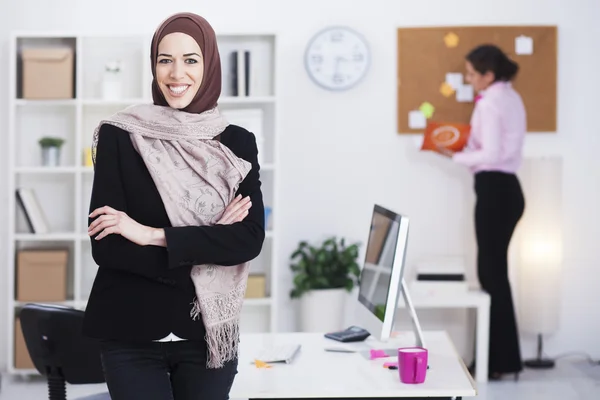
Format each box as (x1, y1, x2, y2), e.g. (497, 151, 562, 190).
(334, 57, 341, 73)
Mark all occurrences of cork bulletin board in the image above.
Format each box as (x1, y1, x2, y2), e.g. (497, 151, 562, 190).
(397, 26, 557, 133)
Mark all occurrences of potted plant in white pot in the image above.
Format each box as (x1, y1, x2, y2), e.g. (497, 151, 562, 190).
(290, 236, 361, 332)
(38, 137, 65, 167)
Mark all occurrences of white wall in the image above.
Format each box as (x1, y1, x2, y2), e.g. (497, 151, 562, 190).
(1, 0, 600, 370)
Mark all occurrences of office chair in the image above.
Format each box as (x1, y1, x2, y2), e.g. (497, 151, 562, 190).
(19, 303, 110, 400)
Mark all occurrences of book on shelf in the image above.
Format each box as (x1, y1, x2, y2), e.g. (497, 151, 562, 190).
(228, 50, 256, 97)
(16, 188, 50, 234)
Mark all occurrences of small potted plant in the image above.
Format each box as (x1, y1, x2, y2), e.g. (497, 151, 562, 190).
(38, 137, 65, 167)
(290, 236, 361, 332)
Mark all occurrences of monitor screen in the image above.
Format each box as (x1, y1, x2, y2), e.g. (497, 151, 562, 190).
(357, 206, 402, 322)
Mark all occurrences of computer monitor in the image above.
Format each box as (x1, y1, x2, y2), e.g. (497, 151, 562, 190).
(354, 204, 425, 347)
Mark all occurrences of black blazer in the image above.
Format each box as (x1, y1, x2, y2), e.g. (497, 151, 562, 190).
(82, 123, 265, 342)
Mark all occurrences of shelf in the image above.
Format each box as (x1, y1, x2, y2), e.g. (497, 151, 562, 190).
(82, 98, 149, 106)
(220, 96, 276, 104)
(14, 232, 79, 241)
(15, 99, 77, 107)
(15, 166, 79, 174)
(244, 297, 272, 306)
(8, 367, 38, 375)
(13, 300, 77, 308)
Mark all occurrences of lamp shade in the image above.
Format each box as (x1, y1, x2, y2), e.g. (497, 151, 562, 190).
(518, 156, 563, 335)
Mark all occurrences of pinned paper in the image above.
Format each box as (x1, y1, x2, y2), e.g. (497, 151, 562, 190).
(456, 84, 474, 102)
(443, 32, 459, 48)
(418, 102, 435, 119)
(515, 35, 533, 55)
(408, 110, 427, 129)
(439, 82, 455, 98)
(445, 72, 463, 90)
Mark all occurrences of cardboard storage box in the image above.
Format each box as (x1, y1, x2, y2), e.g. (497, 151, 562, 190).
(21, 47, 74, 99)
(245, 274, 266, 298)
(15, 318, 35, 369)
(17, 249, 68, 301)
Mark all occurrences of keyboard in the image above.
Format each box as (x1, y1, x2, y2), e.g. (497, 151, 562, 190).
(253, 343, 301, 364)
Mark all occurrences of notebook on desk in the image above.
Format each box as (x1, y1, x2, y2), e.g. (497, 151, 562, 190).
(253, 343, 301, 364)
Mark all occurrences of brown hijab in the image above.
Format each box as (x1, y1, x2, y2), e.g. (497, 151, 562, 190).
(150, 12, 222, 114)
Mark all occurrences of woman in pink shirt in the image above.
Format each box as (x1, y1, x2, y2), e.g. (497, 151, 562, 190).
(441, 44, 526, 381)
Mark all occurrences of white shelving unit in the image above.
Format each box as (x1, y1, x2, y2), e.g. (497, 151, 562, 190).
(6, 31, 279, 375)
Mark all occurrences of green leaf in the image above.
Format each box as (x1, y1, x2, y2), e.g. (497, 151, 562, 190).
(288, 236, 362, 299)
(39, 137, 65, 148)
(344, 278, 354, 291)
(293, 273, 308, 288)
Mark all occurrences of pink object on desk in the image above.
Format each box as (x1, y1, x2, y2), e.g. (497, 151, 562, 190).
(398, 347, 428, 384)
(369, 349, 389, 359)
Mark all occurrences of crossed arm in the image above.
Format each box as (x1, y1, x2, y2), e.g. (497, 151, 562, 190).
(88, 126, 265, 277)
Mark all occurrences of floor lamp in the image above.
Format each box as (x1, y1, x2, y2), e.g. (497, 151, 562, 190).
(518, 156, 563, 369)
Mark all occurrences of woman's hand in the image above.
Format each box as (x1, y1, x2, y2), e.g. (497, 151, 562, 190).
(217, 194, 252, 225)
(436, 145, 455, 158)
(88, 206, 153, 246)
(88, 195, 252, 246)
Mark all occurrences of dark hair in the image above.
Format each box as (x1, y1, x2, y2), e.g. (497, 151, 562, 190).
(466, 44, 519, 81)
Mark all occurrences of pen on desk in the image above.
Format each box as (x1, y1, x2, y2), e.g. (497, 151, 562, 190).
(324, 347, 356, 353)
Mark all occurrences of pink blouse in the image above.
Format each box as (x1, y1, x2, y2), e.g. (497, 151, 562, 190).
(452, 81, 526, 174)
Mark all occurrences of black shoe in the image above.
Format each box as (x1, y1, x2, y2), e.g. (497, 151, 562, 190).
(489, 371, 520, 381)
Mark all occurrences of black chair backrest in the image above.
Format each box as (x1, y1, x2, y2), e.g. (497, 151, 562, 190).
(19, 303, 105, 384)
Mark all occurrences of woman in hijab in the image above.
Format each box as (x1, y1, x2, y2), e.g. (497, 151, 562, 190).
(83, 12, 265, 399)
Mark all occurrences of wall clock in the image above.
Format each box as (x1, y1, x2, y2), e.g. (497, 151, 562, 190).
(304, 26, 370, 91)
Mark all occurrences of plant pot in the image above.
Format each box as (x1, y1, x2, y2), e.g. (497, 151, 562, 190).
(299, 288, 346, 332)
(41, 146, 61, 167)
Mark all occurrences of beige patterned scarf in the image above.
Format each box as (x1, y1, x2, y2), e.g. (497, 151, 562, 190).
(92, 103, 252, 368)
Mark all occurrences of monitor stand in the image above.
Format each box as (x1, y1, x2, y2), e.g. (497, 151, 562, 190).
(400, 277, 426, 349)
(355, 278, 426, 359)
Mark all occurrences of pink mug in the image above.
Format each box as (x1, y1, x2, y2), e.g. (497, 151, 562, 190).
(398, 347, 428, 384)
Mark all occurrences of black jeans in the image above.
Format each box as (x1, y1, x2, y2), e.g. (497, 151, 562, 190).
(99, 339, 238, 400)
(474, 171, 525, 374)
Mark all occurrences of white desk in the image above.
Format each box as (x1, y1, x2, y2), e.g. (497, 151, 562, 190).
(231, 330, 476, 399)
(398, 289, 490, 383)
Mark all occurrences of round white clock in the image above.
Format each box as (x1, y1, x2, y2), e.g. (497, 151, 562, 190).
(304, 26, 370, 91)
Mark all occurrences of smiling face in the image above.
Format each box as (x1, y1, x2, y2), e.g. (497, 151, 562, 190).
(155, 32, 204, 109)
(465, 61, 495, 92)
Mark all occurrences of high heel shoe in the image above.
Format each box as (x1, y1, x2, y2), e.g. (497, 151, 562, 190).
(488, 371, 520, 381)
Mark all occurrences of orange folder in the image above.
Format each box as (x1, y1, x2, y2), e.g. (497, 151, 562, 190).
(421, 122, 471, 153)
